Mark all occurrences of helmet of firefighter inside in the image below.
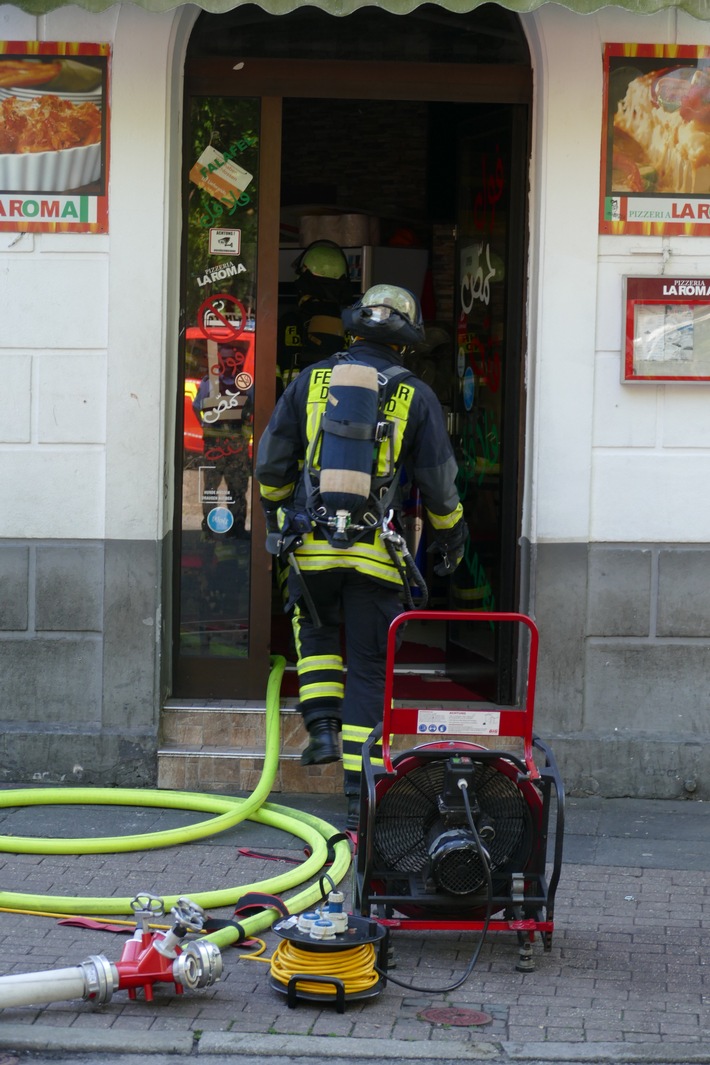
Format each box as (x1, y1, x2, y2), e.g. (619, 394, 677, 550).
(292, 240, 350, 281)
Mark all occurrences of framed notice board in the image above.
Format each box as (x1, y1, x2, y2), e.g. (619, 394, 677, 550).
(624, 276, 710, 382)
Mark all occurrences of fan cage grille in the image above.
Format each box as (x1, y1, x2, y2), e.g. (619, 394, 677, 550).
(372, 757, 537, 896)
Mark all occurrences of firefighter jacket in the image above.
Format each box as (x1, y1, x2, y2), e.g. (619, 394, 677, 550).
(256, 339, 464, 588)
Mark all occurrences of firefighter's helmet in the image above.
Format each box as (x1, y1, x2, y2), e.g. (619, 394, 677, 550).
(343, 284, 425, 348)
(292, 240, 350, 281)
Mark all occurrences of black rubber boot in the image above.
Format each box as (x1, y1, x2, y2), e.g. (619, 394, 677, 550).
(300, 718, 341, 766)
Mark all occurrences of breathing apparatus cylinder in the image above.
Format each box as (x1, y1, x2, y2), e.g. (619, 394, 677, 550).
(319, 362, 379, 540)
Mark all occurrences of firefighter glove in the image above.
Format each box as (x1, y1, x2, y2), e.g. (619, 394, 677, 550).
(428, 519, 469, 577)
(263, 504, 282, 555)
(264, 508, 281, 535)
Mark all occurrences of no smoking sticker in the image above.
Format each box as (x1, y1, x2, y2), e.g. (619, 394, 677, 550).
(198, 294, 246, 341)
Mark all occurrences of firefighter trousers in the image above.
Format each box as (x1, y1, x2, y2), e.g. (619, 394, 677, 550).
(289, 567, 403, 796)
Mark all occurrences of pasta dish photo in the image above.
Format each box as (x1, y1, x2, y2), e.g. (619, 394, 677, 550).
(0, 96, 101, 154)
(0, 53, 105, 194)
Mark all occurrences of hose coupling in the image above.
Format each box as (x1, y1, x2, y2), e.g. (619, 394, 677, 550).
(79, 954, 118, 1005)
(173, 941, 223, 990)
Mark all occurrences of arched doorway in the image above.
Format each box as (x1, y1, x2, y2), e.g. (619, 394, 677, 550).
(173, 3, 532, 703)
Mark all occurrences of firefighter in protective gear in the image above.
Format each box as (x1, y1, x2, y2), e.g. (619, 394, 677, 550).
(277, 240, 353, 388)
(257, 284, 467, 829)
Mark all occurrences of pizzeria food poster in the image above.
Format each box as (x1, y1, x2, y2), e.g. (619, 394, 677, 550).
(0, 42, 110, 233)
(601, 44, 710, 236)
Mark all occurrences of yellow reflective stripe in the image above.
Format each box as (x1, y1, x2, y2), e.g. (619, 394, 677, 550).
(342, 725, 392, 742)
(299, 654, 343, 674)
(295, 535, 393, 562)
(260, 483, 295, 503)
(342, 724, 374, 742)
(343, 752, 385, 771)
(297, 553, 401, 584)
(376, 380, 415, 477)
(427, 501, 464, 531)
(299, 682, 345, 701)
(305, 367, 332, 470)
(294, 534, 400, 583)
(453, 585, 488, 601)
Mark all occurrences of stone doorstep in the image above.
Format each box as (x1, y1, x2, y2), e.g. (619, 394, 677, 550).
(160, 704, 305, 755)
(155, 744, 342, 794)
(159, 704, 523, 756)
(157, 705, 338, 793)
(157, 699, 523, 794)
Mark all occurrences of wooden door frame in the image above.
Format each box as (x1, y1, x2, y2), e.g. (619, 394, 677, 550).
(187, 58, 531, 102)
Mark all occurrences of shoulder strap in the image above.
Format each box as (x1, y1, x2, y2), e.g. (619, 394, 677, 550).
(367, 364, 416, 518)
(381, 364, 410, 381)
(375, 364, 413, 414)
(335, 351, 411, 388)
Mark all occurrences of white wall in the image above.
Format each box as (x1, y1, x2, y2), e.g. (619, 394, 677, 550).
(4, 0, 710, 553)
(0, 2, 182, 542)
(525, 4, 710, 547)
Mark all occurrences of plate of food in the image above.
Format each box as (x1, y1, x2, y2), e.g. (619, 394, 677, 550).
(0, 94, 102, 192)
(611, 64, 710, 195)
(0, 57, 103, 104)
(0, 87, 102, 105)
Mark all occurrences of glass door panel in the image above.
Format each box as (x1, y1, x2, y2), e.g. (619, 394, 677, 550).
(175, 96, 261, 691)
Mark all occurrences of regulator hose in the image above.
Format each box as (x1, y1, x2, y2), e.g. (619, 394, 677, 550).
(382, 531, 428, 610)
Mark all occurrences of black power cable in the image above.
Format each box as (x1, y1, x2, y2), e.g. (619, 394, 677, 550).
(372, 777, 494, 993)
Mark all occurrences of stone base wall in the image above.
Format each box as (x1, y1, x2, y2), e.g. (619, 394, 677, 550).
(531, 542, 710, 799)
(0, 538, 162, 786)
(2, 536, 708, 796)
(1, 730, 157, 788)
(544, 734, 705, 800)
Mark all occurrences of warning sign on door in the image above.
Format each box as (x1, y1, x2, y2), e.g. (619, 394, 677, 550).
(209, 228, 241, 255)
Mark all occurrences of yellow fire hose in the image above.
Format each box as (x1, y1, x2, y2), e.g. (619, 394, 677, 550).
(0, 655, 352, 952)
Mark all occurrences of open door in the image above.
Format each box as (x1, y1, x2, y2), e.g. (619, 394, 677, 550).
(173, 6, 531, 702)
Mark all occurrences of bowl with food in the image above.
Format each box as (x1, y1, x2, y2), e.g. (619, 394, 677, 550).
(0, 94, 102, 192)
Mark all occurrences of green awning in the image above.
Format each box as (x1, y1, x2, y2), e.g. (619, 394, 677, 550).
(8, 0, 710, 17)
